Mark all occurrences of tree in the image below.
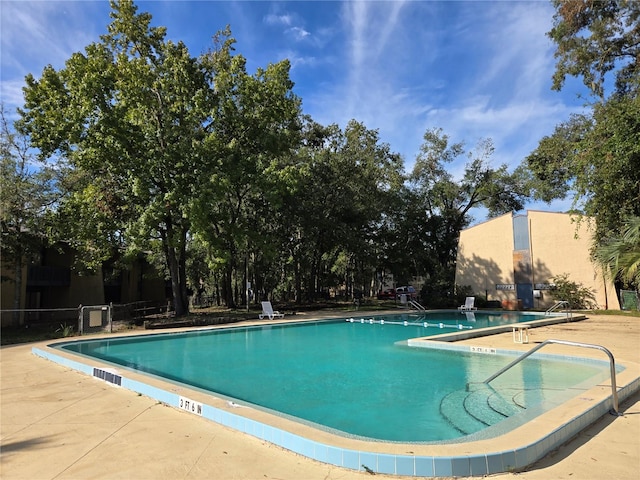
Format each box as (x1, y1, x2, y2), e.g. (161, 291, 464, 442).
(409, 128, 531, 301)
(549, 0, 640, 99)
(190, 30, 302, 308)
(524, 113, 592, 204)
(526, 95, 640, 241)
(0, 107, 58, 322)
(594, 216, 640, 288)
(18, 1, 300, 315)
(267, 118, 404, 302)
(527, 0, 640, 243)
(18, 0, 212, 315)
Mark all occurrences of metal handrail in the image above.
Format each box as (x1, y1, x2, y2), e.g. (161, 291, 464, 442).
(546, 300, 572, 317)
(483, 339, 620, 415)
(409, 300, 426, 311)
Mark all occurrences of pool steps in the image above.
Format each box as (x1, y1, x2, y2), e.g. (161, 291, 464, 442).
(440, 386, 547, 435)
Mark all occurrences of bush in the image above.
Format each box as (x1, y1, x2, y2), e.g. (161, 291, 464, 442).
(550, 273, 597, 309)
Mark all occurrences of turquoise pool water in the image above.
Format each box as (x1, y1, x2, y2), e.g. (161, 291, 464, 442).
(59, 312, 608, 442)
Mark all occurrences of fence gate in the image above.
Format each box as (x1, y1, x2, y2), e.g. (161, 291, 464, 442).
(79, 305, 112, 335)
(620, 290, 639, 311)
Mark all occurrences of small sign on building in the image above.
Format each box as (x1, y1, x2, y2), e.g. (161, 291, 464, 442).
(496, 284, 516, 291)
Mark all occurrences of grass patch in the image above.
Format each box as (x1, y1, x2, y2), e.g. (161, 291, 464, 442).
(1, 323, 76, 346)
(589, 309, 640, 317)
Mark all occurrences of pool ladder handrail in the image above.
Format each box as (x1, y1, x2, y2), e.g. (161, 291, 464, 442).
(409, 300, 426, 311)
(546, 300, 572, 318)
(481, 339, 620, 415)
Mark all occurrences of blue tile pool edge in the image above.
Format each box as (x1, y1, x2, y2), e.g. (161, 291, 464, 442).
(31, 345, 640, 477)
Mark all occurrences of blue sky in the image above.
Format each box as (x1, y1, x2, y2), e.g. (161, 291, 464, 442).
(1, 1, 590, 219)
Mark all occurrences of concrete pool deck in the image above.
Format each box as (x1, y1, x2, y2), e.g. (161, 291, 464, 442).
(1, 312, 639, 479)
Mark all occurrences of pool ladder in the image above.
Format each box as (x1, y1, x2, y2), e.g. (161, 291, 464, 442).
(546, 300, 572, 318)
(409, 300, 426, 311)
(478, 339, 620, 415)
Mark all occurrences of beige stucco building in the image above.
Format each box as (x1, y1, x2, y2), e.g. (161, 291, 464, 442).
(455, 211, 619, 310)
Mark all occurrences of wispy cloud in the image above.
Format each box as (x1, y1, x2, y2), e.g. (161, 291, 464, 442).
(264, 13, 293, 27)
(341, 1, 411, 122)
(1, 2, 105, 112)
(0, 80, 27, 118)
(6, 2, 102, 68)
(287, 26, 310, 41)
(281, 50, 320, 70)
(302, 0, 587, 184)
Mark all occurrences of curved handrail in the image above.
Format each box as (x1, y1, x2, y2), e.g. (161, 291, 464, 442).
(483, 339, 620, 415)
(409, 300, 426, 311)
(546, 300, 572, 318)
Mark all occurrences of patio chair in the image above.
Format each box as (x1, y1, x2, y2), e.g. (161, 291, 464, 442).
(259, 301, 285, 320)
(464, 311, 476, 322)
(458, 296, 477, 311)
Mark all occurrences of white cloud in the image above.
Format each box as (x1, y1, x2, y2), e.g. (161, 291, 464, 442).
(264, 13, 293, 26)
(1, 1, 104, 112)
(287, 26, 310, 41)
(283, 50, 320, 70)
(0, 80, 26, 114)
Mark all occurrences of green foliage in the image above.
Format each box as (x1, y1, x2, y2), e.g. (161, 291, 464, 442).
(18, 0, 208, 314)
(549, 273, 597, 310)
(549, 0, 640, 99)
(55, 323, 75, 337)
(525, 113, 592, 204)
(11, 1, 545, 311)
(1, 106, 59, 320)
(405, 128, 531, 300)
(17, 1, 300, 313)
(526, 96, 640, 241)
(268, 118, 404, 302)
(190, 29, 302, 307)
(594, 215, 640, 288)
(579, 97, 640, 239)
(528, 1, 640, 244)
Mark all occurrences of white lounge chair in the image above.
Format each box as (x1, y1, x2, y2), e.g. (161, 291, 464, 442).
(464, 311, 476, 322)
(259, 301, 285, 320)
(458, 296, 477, 311)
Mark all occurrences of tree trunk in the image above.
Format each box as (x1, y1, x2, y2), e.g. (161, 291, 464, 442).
(166, 245, 187, 316)
(162, 223, 189, 317)
(294, 258, 302, 304)
(12, 245, 23, 325)
(178, 224, 189, 313)
(223, 264, 235, 308)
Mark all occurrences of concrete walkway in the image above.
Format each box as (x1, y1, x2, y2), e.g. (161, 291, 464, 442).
(1, 313, 638, 479)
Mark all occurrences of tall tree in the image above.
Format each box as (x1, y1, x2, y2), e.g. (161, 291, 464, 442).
(527, 1, 640, 242)
(0, 107, 58, 321)
(271, 119, 403, 302)
(549, 0, 640, 99)
(18, 0, 213, 315)
(191, 30, 301, 308)
(410, 128, 530, 296)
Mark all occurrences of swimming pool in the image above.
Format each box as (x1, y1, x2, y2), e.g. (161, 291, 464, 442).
(55, 312, 607, 442)
(35, 311, 636, 477)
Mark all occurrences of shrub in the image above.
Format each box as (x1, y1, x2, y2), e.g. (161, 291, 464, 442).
(549, 273, 597, 309)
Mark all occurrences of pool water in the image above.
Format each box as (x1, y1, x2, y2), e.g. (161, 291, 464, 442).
(59, 313, 608, 442)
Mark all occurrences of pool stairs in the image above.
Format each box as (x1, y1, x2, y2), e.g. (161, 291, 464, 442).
(439, 385, 546, 435)
(441, 339, 622, 436)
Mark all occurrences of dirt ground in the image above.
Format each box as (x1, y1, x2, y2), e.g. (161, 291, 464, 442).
(1, 313, 638, 479)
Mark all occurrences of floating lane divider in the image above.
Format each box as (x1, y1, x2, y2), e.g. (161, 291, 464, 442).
(345, 318, 473, 330)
